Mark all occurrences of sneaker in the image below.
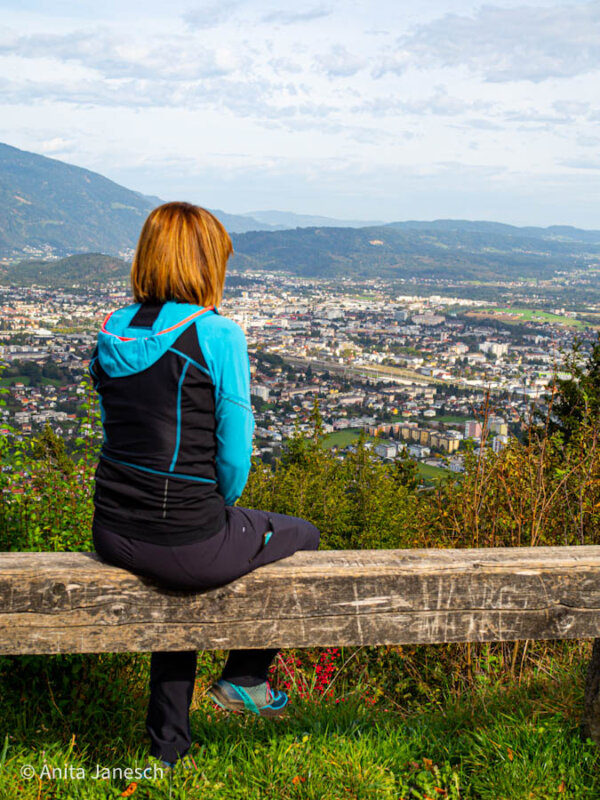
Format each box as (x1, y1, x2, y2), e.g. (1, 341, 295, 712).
(139, 759, 174, 779)
(141, 754, 196, 777)
(208, 679, 288, 717)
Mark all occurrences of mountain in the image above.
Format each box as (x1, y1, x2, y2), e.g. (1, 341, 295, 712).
(0, 143, 281, 258)
(0, 143, 158, 258)
(6, 219, 600, 288)
(386, 219, 600, 244)
(242, 210, 384, 229)
(208, 208, 282, 234)
(230, 222, 600, 281)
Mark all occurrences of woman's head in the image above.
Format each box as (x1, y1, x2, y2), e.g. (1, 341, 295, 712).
(131, 202, 233, 307)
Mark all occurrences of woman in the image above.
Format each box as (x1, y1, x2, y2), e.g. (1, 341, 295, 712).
(90, 201, 320, 768)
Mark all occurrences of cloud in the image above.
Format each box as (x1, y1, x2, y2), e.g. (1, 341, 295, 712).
(352, 87, 491, 118)
(0, 72, 338, 124)
(260, 6, 331, 25)
(0, 28, 244, 80)
(576, 134, 600, 147)
(269, 57, 304, 75)
(182, 1, 243, 30)
(561, 158, 600, 170)
(314, 45, 365, 77)
(39, 137, 76, 154)
(553, 100, 591, 116)
(374, 2, 600, 83)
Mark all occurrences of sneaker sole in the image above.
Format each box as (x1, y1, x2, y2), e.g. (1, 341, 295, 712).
(208, 683, 288, 718)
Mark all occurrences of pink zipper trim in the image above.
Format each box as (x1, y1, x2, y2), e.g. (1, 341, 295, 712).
(101, 305, 215, 342)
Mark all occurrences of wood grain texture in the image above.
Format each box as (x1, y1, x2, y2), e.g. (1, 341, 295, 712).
(2, 546, 600, 654)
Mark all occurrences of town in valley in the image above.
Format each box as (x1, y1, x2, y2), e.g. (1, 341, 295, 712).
(0, 268, 596, 485)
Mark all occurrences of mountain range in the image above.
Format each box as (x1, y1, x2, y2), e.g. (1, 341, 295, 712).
(2, 141, 600, 286)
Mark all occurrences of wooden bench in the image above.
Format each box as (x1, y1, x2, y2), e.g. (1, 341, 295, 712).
(3, 545, 600, 742)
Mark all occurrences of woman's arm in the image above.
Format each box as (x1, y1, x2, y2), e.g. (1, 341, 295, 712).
(199, 317, 255, 506)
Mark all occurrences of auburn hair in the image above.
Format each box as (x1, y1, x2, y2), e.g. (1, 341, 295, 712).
(131, 202, 233, 306)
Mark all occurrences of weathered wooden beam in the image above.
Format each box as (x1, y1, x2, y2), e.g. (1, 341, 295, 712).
(2, 546, 600, 656)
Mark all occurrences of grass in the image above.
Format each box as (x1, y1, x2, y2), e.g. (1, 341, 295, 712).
(322, 436, 456, 483)
(0, 376, 62, 388)
(467, 307, 586, 329)
(323, 429, 362, 448)
(417, 462, 449, 483)
(1, 653, 597, 799)
(0, 376, 31, 386)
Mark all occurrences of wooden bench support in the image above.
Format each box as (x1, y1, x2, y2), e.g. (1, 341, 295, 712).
(3, 545, 600, 742)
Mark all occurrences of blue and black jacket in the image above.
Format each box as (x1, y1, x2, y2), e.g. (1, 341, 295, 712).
(89, 301, 255, 545)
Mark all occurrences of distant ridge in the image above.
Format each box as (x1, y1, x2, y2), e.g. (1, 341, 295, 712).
(242, 209, 385, 229)
(230, 221, 600, 281)
(385, 219, 600, 244)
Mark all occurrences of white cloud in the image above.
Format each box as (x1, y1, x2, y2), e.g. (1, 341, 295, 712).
(375, 2, 600, 82)
(182, 1, 244, 30)
(314, 45, 365, 77)
(38, 137, 76, 154)
(269, 57, 304, 74)
(352, 86, 491, 117)
(0, 28, 245, 80)
(561, 158, 600, 170)
(260, 6, 332, 25)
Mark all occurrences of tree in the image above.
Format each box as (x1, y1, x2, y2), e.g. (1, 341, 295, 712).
(548, 334, 600, 442)
(392, 446, 420, 491)
(31, 423, 74, 475)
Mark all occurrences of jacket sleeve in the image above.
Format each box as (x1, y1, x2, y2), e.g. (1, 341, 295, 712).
(200, 319, 255, 506)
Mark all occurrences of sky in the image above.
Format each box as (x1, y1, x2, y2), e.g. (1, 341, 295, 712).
(1, 0, 599, 227)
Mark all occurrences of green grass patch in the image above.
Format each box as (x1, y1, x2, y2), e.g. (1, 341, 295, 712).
(417, 462, 449, 482)
(479, 307, 586, 328)
(0, 376, 31, 386)
(0, 657, 597, 799)
(323, 428, 362, 448)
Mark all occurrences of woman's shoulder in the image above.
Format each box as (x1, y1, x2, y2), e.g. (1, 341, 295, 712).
(199, 310, 246, 342)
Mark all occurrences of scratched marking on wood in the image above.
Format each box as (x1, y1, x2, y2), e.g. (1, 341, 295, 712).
(2, 547, 600, 654)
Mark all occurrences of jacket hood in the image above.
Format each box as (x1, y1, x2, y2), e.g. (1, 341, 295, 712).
(96, 302, 217, 378)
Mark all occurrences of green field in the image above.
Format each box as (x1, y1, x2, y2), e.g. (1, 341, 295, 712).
(0, 376, 31, 387)
(0, 376, 62, 388)
(417, 462, 450, 482)
(323, 428, 362, 448)
(479, 307, 587, 328)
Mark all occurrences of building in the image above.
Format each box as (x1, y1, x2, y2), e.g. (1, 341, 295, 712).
(464, 420, 482, 439)
(374, 442, 397, 459)
(480, 341, 509, 358)
(412, 314, 445, 326)
(487, 416, 508, 436)
(408, 444, 430, 458)
(251, 385, 270, 402)
(492, 434, 509, 453)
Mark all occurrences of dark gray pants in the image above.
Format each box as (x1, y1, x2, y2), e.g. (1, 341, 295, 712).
(93, 506, 320, 763)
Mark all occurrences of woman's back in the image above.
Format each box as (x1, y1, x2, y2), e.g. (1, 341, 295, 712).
(90, 300, 254, 545)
